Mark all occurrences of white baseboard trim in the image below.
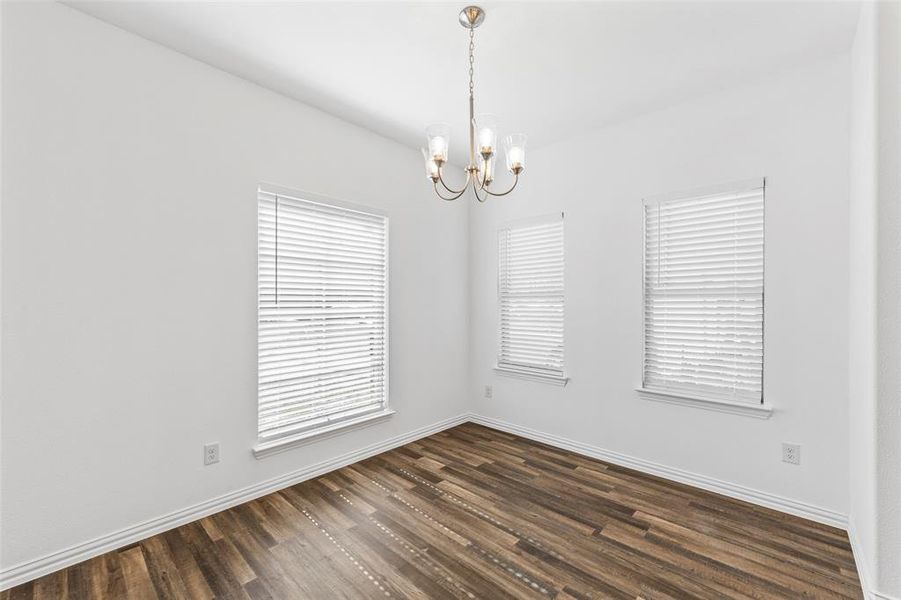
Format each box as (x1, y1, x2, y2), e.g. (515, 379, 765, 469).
(468, 413, 848, 529)
(468, 415, 901, 600)
(5, 413, 886, 597)
(847, 520, 899, 600)
(848, 520, 876, 599)
(0, 412, 470, 592)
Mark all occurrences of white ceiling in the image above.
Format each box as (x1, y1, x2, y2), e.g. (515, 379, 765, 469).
(68, 1, 860, 162)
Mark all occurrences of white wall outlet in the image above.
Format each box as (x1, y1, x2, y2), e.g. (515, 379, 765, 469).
(782, 443, 801, 465)
(204, 442, 220, 466)
(484, 385, 493, 399)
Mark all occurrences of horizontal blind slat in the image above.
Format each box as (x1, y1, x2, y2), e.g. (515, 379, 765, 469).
(258, 189, 388, 442)
(643, 184, 764, 404)
(498, 216, 565, 377)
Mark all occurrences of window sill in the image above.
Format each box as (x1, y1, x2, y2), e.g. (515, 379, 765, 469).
(253, 409, 396, 459)
(635, 388, 773, 419)
(494, 366, 569, 387)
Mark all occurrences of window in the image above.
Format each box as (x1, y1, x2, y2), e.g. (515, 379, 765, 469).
(496, 213, 566, 385)
(641, 179, 766, 412)
(256, 185, 390, 454)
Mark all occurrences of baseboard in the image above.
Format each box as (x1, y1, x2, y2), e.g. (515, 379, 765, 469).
(847, 520, 899, 600)
(3, 412, 882, 595)
(467, 415, 901, 600)
(470, 415, 901, 596)
(468, 413, 848, 529)
(848, 520, 876, 599)
(0, 412, 470, 591)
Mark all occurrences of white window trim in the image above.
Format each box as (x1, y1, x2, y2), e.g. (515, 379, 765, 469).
(254, 183, 392, 457)
(636, 387, 773, 418)
(637, 178, 769, 417)
(494, 366, 569, 386)
(253, 408, 396, 459)
(496, 212, 567, 387)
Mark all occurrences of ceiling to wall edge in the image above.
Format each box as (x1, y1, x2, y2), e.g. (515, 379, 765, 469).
(63, 1, 862, 159)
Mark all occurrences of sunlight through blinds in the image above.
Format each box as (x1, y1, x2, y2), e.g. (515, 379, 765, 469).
(258, 187, 388, 442)
(497, 214, 565, 379)
(643, 179, 765, 404)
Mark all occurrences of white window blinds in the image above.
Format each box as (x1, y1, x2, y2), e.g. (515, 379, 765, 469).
(258, 186, 388, 443)
(497, 214, 565, 381)
(643, 179, 765, 404)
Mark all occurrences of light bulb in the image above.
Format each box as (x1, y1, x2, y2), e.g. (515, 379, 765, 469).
(426, 123, 450, 163)
(503, 133, 527, 174)
(474, 114, 497, 157)
(431, 137, 446, 158)
(421, 148, 439, 181)
(479, 129, 493, 150)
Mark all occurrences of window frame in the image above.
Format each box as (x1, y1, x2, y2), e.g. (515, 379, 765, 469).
(253, 183, 393, 458)
(636, 178, 772, 418)
(495, 213, 568, 387)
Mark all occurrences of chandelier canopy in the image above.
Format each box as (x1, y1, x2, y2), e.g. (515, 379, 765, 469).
(421, 6, 526, 202)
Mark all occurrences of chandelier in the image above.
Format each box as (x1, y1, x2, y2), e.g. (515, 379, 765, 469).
(421, 6, 527, 202)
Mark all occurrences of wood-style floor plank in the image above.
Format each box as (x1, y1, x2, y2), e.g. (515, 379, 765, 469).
(3, 423, 863, 598)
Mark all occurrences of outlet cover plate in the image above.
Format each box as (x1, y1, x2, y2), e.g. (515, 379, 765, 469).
(204, 442, 220, 466)
(782, 443, 800, 465)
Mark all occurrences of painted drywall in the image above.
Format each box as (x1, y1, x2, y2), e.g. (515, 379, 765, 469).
(849, 0, 879, 589)
(874, 3, 901, 595)
(469, 56, 852, 516)
(0, 1, 469, 573)
(849, 4, 901, 596)
(0, 0, 891, 593)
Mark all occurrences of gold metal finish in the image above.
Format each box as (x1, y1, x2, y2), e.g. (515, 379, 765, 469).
(458, 6, 485, 29)
(428, 5, 523, 202)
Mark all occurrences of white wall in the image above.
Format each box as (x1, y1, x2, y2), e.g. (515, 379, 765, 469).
(469, 56, 852, 516)
(849, 3, 901, 596)
(0, 1, 469, 574)
(873, 3, 901, 594)
(2, 0, 891, 594)
(849, 0, 879, 590)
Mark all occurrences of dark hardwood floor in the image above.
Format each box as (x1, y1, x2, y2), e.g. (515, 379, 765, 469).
(2, 423, 862, 599)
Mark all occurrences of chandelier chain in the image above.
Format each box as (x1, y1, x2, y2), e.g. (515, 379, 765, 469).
(468, 27, 475, 99)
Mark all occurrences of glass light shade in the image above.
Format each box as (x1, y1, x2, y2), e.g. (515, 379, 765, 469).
(420, 148, 439, 181)
(474, 113, 498, 156)
(480, 155, 496, 185)
(426, 123, 450, 163)
(503, 133, 527, 173)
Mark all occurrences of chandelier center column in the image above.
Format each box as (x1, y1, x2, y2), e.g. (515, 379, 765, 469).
(468, 26, 475, 170)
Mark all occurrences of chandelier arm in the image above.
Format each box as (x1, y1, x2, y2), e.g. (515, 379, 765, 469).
(433, 181, 467, 201)
(471, 182, 489, 203)
(475, 158, 488, 190)
(476, 155, 499, 191)
(482, 172, 520, 197)
(437, 166, 470, 194)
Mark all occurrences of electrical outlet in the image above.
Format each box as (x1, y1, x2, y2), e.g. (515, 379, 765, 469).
(484, 385, 493, 399)
(204, 442, 220, 466)
(782, 443, 800, 465)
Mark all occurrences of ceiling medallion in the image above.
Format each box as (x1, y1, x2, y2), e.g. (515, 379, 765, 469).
(421, 6, 527, 202)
